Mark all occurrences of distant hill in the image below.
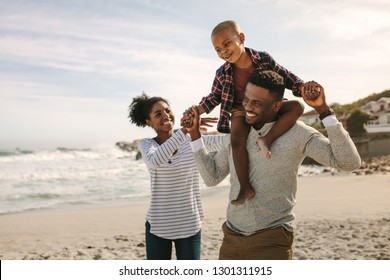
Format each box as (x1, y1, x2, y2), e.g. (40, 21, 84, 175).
(332, 89, 390, 116)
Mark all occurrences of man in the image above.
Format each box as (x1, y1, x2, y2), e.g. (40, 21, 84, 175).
(186, 70, 361, 260)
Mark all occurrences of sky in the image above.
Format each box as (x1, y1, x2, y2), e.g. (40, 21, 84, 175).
(1, 0, 389, 151)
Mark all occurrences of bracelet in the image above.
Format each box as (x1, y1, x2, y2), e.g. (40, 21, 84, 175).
(319, 108, 335, 120)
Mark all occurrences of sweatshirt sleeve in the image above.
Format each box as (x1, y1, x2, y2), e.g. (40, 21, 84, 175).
(202, 134, 225, 152)
(192, 136, 230, 187)
(304, 123, 361, 171)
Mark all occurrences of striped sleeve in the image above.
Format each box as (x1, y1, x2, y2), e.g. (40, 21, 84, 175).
(139, 129, 187, 170)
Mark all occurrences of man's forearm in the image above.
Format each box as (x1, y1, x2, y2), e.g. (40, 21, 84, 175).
(325, 123, 361, 171)
(193, 148, 228, 187)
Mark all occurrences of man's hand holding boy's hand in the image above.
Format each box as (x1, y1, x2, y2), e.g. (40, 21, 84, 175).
(180, 106, 203, 141)
(181, 107, 217, 132)
(301, 81, 330, 115)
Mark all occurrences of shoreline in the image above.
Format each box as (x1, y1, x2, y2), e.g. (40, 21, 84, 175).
(0, 174, 389, 260)
(3, 154, 388, 216)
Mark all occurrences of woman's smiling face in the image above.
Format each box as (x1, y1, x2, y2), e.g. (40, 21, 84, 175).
(146, 101, 175, 132)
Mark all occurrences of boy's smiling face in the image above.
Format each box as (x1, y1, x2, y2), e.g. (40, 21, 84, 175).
(211, 27, 245, 64)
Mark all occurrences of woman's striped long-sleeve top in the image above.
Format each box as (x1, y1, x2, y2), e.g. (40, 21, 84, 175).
(138, 129, 224, 239)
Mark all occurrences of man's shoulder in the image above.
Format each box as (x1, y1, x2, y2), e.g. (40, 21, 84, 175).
(247, 121, 318, 143)
(267, 121, 318, 142)
(285, 121, 325, 141)
(294, 120, 309, 129)
(290, 120, 317, 133)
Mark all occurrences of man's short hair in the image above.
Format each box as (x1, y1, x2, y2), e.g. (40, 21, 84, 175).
(248, 70, 285, 100)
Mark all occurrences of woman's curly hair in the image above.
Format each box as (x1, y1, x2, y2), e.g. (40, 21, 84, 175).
(128, 92, 169, 127)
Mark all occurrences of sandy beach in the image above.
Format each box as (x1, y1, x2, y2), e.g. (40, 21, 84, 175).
(1, 174, 389, 260)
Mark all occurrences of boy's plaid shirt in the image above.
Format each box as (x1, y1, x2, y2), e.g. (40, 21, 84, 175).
(199, 48, 304, 133)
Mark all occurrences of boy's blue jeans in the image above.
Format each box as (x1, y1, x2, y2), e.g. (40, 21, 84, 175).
(145, 221, 201, 260)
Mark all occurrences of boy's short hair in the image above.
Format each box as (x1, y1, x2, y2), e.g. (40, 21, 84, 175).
(248, 70, 285, 100)
(211, 20, 241, 37)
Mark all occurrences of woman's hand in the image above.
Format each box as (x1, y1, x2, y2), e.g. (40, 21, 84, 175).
(181, 107, 217, 132)
(180, 106, 203, 140)
(181, 107, 194, 130)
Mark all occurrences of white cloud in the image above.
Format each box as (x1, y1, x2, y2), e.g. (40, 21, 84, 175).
(279, 0, 390, 40)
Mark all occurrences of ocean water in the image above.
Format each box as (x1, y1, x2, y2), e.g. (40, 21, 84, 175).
(0, 143, 328, 214)
(0, 144, 150, 214)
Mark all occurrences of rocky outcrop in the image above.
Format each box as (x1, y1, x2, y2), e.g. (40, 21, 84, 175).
(353, 155, 390, 175)
(115, 140, 142, 160)
(116, 141, 139, 152)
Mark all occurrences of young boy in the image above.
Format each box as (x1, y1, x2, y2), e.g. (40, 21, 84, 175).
(195, 20, 310, 206)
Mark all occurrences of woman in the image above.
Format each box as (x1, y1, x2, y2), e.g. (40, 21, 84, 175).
(128, 93, 223, 260)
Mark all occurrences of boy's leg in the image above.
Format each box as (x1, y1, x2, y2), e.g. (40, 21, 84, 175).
(230, 113, 255, 205)
(256, 137, 272, 159)
(257, 100, 304, 158)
